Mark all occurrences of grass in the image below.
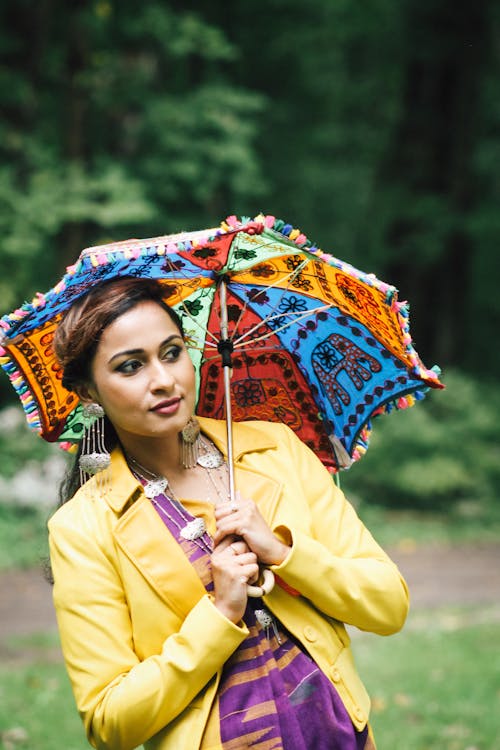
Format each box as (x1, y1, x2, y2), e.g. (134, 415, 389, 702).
(0, 634, 88, 750)
(1, 611, 500, 750)
(353, 608, 500, 750)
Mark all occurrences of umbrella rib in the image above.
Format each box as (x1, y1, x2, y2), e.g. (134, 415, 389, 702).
(179, 295, 220, 345)
(244, 257, 311, 301)
(161, 256, 220, 345)
(230, 257, 313, 346)
(232, 304, 334, 348)
(168, 253, 319, 351)
(214, 257, 312, 346)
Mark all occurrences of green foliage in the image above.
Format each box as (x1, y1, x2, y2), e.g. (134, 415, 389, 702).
(343, 370, 500, 514)
(0, 1, 267, 308)
(0, 504, 50, 571)
(0, 408, 67, 515)
(0, 409, 62, 480)
(0, 645, 89, 750)
(356, 616, 500, 749)
(0, 2, 499, 521)
(1, 614, 498, 749)
(1, 0, 499, 377)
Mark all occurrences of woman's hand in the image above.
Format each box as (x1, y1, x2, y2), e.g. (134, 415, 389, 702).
(213, 495, 290, 567)
(211, 537, 259, 623)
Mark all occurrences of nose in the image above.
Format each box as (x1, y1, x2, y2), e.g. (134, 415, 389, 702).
(149, 358, 175, 391)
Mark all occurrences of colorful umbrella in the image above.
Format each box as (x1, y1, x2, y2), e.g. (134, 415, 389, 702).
(0, 214, 443, 487)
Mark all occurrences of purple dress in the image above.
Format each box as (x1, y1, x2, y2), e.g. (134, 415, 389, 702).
(150, 491, 375, 750)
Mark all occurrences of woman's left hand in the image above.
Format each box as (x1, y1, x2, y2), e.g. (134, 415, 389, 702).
(213, 494, 290, 566)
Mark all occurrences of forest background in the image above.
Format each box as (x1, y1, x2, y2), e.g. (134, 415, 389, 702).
(0, 0, 499, 516)
(1, 3, 500, 749)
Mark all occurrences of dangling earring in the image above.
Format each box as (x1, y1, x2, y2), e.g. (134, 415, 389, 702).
(180, 415, 201, 468)
(78, 403, 110, 487)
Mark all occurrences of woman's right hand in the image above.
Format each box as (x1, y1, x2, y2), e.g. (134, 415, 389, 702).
(211, 537, 259, 623)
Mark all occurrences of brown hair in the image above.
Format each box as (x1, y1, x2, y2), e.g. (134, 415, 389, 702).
(54, 277, 184, 392)
(55, 277, 184, 505)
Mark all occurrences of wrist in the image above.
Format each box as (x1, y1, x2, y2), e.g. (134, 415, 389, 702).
(268, 540, 291, 566)
(214, 598, 244, 625)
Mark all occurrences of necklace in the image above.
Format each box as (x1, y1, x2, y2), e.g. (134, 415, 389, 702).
(126, 455, 169, 499)
(127, 454, 209, 543)
(197, 436, 224, 469)
(125, 436, 230, 546)
(150, 495, 213, 555)
(126, 438, 229, 505)
(197, 436, 230, 506)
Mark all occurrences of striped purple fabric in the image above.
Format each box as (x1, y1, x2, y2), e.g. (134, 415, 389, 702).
(151, 492, 374, 750)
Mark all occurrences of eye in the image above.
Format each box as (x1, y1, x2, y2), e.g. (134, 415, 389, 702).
(161, 344, 183, 362)
(116, 359, 143, 374)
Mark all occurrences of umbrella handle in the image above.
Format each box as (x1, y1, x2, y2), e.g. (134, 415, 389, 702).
(247, 567, 275, 598)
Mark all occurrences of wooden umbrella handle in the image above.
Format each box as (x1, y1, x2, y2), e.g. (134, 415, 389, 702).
(247, 567, 275, 598)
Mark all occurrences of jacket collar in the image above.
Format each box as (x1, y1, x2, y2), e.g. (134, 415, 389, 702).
(105, 417, 277, 514)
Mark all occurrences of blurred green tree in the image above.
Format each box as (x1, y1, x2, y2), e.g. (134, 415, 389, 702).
(0, 0, 266, 314)
(1, 0, 499, 382)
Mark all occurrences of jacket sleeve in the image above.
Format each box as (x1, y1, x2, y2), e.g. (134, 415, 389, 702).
(49, 508, 248, 750)
(269, 424, 409, 635)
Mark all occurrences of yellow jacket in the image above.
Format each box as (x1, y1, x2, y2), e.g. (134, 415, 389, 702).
(49, 418, 409, 750)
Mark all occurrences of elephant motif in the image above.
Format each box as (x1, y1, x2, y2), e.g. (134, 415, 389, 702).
(312, 334, 382, 415)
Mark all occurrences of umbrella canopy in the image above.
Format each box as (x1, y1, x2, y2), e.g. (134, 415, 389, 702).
(0, 213, 443, 473)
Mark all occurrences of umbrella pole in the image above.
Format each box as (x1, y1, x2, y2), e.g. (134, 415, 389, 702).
(222, 367, 236, 506)
(218, 279, 275, 599)
(218, 278, 236, 506)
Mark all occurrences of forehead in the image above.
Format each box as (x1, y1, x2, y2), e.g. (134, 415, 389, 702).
(98, 301, 181, 352)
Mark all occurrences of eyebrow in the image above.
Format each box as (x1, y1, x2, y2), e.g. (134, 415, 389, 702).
(107, 334, 183, 365)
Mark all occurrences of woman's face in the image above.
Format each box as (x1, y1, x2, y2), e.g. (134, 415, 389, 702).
(87, 301, 196, 451)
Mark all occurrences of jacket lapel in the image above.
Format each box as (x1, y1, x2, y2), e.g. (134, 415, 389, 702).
(114, 496, 206, 620)
(107, 418, 285, 619)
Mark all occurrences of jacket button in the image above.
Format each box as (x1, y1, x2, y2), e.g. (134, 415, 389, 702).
(354, 708, 365, 723)
(303, 626, 317, 642)
(330, 667, 341, 683)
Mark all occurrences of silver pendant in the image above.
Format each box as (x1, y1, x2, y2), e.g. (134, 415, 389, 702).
(197, 450, 224, 469)
(255, 608, 282, 643)
(79, 451, 111, 475)
(143, 477, 169, 499)
(180, 517, 206, 541)
(255, 608, 274, 628)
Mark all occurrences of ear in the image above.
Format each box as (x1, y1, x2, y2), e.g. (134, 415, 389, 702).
(75, 383, 99, 405)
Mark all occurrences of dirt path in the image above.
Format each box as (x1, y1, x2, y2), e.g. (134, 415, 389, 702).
(0, 542, 499, 651)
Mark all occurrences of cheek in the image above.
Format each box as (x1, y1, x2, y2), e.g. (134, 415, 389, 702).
(99, 380, 143, 414)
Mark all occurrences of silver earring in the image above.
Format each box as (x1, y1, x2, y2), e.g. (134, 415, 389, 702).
(179, 416, 201, 468)
(79, 403, 111, 485)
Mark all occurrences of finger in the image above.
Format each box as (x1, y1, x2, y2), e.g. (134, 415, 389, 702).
(230, 490, 242, 514)
(214, 504, 239, 522)
(229, 541, 250, 556)
(213, 520, 241, 547)
(213, 535, 238, 553)
(214, 494, 250, 520)
(231, 551, 257, 566)
(237, 562, 260, 584)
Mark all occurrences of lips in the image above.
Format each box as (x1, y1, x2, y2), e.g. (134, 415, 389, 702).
(150, 397, 181, 414)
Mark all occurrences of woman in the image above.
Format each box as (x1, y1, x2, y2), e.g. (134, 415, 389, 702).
(49, 276, 409, 750)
